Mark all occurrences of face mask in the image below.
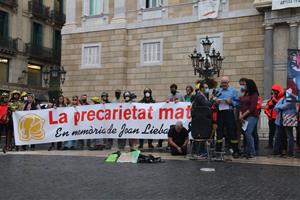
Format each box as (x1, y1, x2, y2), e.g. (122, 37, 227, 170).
(23, 97, 28, 101)
(145, 92, 150, 97)
(171, 89, 176, 95)
(205, 88, 209, 94)
(82, 99, 87, 103)
(115, 92, 121, 99)
(240, 85, 245, 92)
(125, 96, 130, 101)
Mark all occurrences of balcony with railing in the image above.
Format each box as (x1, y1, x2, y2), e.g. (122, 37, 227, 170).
(26, 43, 57, 64)
(28, 0, 51, 22)
(0, 37, 18, 55)
(253, 0, 272, 10)
(0, 0, 18, 11)
(51, 10, 66, 27)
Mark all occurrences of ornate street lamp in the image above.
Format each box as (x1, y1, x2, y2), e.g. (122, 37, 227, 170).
(190, 36, 224, 80)
(43, 65, 67, 85)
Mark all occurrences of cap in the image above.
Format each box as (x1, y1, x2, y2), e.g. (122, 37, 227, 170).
(91, 96, 100, 103)
(21, 91, 28, 97)
(11, 90, 21, 95)
(175, 121, 183, 127)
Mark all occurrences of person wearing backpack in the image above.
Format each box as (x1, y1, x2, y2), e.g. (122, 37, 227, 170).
(273, 89, 297, 157)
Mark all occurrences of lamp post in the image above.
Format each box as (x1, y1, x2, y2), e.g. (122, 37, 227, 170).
(190, 36, 224, 81)
(42, 65, 66, 85)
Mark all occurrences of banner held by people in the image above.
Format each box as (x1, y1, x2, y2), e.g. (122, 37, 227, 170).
(13, 102, 191, 145)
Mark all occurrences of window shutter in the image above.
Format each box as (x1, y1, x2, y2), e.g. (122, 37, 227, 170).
(83, 0, 90, 16)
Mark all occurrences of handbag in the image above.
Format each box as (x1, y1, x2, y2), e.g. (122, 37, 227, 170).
(282, 113, 298, 127)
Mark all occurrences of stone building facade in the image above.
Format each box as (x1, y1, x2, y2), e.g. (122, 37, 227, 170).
(0, 0, 65, 100)
(62, 0, 266, 101)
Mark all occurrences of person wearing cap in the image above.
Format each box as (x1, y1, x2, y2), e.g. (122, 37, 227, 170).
(138, 88, 155, 149)
(20, 91, 28, 103)
(7, 90, 23, 151)
(113, 89, 122, 103)
(0, 92, 9, 153)
(101, 92, 113, 150)
(168, 121, 189, 155)
(91, 96, 100, 104)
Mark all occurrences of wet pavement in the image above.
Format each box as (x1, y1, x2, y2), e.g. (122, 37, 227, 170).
(0, 154, 300, 200)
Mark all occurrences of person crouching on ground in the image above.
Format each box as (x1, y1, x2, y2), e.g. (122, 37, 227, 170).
(168, 121, 189, 156)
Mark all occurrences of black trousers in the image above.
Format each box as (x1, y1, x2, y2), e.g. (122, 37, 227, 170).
(268, 120, 276, 148)
(216, 110, 238, 153)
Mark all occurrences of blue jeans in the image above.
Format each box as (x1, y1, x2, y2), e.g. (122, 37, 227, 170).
(274, 126, 294, 155)
(244, 117, 258, 156)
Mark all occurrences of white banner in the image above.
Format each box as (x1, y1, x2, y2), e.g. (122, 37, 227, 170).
(198, 0, 220, 20)
(272, 0, 300, 10)
(13, 103, 191, 145)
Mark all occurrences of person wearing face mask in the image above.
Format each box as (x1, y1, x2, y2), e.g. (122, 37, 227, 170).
(117, 91, 131, 150)
(101, 92, 113, 150)
(203, 83, 210, 99)
(264, 84, 284, 149)
(113, 89, 122, 103)
(184, 85, 194, 102)
(80, 94, 89, 106)
(138, 88, 156, 149)
(214, 76, 240, 158)
(166, 84, 185, 103)
(21, 92, 28, 104)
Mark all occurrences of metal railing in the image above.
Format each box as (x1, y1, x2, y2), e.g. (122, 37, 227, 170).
(0, 37, 18, 54)
(0, 0, 18, 9)
(51, 10, 66, 26)
(28, 0, 50, 21)
(26, 43, 54, 62)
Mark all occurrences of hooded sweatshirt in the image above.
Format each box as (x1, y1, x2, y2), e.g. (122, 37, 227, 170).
(264, 84, 284, 120)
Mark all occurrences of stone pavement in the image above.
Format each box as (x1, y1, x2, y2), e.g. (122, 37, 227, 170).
(0, 153, 300, 200)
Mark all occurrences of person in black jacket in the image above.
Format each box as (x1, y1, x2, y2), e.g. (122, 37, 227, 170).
(138, 88, 155, 149)
(23, 93, 41, 151)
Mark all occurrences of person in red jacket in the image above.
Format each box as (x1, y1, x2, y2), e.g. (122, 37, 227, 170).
(264, 83, 284, 149)
(0, 92, 9, 153)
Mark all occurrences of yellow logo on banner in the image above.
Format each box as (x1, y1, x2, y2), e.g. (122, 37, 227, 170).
(18, 114, 45, 141)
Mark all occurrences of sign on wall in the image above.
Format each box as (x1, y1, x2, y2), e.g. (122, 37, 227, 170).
(287, 49, 300, 102)
(272, 0, 300, 10)
(13, 102, 191, 145)
(198, 0, 220, 20)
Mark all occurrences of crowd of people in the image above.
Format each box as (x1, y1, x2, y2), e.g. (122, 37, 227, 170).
(0, 76, 300, 160)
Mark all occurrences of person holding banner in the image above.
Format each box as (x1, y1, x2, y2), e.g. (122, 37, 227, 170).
(101, 92, 114, 150)
(49, 95, 67, 151)
(7, 90, 24, 151)
(158, 84, 185, 148)
(22, 93, 41, 151)
(138, 88, 156, 150)
(63, 96, 80, 150)
(113, 89, 122, 103)
(117, 91, 131, 150)
(0, 92, 9, 153)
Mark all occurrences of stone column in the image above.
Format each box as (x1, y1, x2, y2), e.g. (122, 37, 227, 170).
(288, 22, 299, 49)
(111, 0, 126, 23)
(264, 24, 274, 100)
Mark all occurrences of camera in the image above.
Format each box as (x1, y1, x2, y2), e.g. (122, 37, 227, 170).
(212, 89, 222, 98)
